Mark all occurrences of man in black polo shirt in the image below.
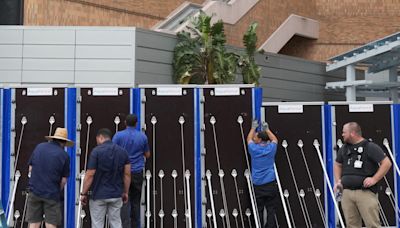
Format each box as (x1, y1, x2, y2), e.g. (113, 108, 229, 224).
(334, 122, 392, 228)
(81, 128, 131, 228)
(26, 128, 73, 228)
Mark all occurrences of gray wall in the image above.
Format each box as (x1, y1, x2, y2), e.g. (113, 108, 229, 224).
(135, 28, 346, 101)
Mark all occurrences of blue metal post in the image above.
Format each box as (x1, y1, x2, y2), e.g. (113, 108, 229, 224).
(324, 104, 335, 228)
(1, 89, 11, 215)
(65, 88, 76, 228)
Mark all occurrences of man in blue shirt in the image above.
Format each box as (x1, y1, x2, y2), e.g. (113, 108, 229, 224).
(26, 128, 73, 228)
(112, 114, 150, 228)
(247, 120, 278, 228)
(80, 128, 131, 228)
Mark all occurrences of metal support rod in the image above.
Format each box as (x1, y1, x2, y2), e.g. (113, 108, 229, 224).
(20, 191, 29, 228)
(49, 115, 55, 136)
(299, 189, 312, 227)
(13, 210, 20, 228)
(172, 210, 178, 228)
(219, 209, 226, 228)
(245, 209, 253, 228)
(145, 170, 152, 228)
(76, 171, 85, 228)
(210, 116, 231, 228)
(185, 170, 192, 228)
(172, 170, 178, 214)
(383, 138, 400, 176)
(231, 169, 245, 228)
(179, 116, 188, 227)
(244, 170, 260, 228)
(205, 170, 217, 228)
(151, 116, 157, 228)
(315, 189, 326, 226)
(159, 170, 164, 212)
(158, 210, 164, 228)
(281, 140, 310, 228)
(7, 170, 21, 227)
(13, 116, 27, 174)
(232, 209, 240, 228)
(297, 140, 326, 226)
(207, 210, 213, 228)
(274, 165, 293, 228)
(83, 116, 93, 171)
(313, 139, 345, 228)
(283, 190, 295, 226)
(114, 116, 120, 133)
(378, 201, 390, 227)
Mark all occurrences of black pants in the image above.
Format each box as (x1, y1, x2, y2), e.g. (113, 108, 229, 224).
(254, 181, 278, 228)
(121, 171, 143, 228)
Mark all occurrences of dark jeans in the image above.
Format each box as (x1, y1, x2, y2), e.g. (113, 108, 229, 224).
(121, 171, 143, 228)
(254, 181, 278, 228)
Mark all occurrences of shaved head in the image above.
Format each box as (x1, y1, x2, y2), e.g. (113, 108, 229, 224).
(344, 122, 362, 136)
(342, 122, 363, 144)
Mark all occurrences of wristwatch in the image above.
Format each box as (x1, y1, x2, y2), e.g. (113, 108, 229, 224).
(80, 193, 87, 196)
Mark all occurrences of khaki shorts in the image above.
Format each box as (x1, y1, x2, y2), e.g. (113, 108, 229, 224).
(26, 193, 62, 225)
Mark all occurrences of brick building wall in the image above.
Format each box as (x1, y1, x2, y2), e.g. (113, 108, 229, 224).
(24, 0, 400, 61)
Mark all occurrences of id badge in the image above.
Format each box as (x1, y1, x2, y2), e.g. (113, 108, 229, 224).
(354, 160, 363, 169)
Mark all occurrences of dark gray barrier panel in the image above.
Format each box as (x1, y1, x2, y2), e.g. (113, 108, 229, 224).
(263, 102, 326, 228)
(12, 88, 65, 228)
(330, 102, 396, 227)
(202, 86, 256, 228)
(79, 88, 130, 228)
(141, 86, 196, 228)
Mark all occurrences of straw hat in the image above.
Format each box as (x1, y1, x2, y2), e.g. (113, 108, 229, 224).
(45, 127, 74, 147)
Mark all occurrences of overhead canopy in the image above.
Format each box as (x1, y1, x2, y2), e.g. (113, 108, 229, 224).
(325, 32, 400, 102)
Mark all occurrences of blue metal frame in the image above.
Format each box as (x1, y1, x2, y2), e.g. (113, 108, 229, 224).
(323, 104, 335, 228)
(194, 88, 201, 228)
(1, 89, 11, 214)
(65, 88, 77, 228)
(131, 88, 141, 130)
(393, 104, 400, 226)
(253, 87, 262, 121)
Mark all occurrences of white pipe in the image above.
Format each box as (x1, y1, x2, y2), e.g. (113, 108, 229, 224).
(313, 139, 345, 228)
(206, 170, 217, 228)
(7, 170, 21, 227)
(274, 165, 293, 228)
(185, 170, 192, 228)
(244, 169, 260, 228)
(76, 171, 85, 228)
(145, 170, 152, 228)
(383, 138, 400, 176)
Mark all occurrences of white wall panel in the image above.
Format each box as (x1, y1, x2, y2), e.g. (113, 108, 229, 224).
(0, 71, 22, 82)
(76, 30, 134, 45)
(23, 45, 75, 58)
(75, 71, 132, 84)
(0, 29, 23, 44)
(0, 45, 23, 58)
(75, 59, 131, 71)
(0, 59, 22, 70)
(22, 71, 74, 83)
(24, 29, 75, 44)
(75, 46, 133, 59)
(23, 59, 74, 71)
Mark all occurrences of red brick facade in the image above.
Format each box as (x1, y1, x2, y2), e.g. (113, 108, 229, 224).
(24, 0, 400, 61)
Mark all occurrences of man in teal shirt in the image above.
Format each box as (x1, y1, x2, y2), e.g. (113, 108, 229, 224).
(247, 120, 278, 228)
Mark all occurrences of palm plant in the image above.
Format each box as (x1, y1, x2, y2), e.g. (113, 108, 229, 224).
(173, 14, 260, 85)
(173, 13, 238, 84)
(239, 22, 261, 85)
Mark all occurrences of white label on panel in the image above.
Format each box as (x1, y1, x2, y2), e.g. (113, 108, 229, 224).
(214, 87, 240, 96)
(278, 104, 304, 113)
(27, 88, 53, 96)
(92, 88, 119, 96)
(349, 104, 374, 112)
(157, 87, 182, 96)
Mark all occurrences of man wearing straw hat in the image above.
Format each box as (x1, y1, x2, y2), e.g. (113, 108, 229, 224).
(26, 127, 73, 228)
